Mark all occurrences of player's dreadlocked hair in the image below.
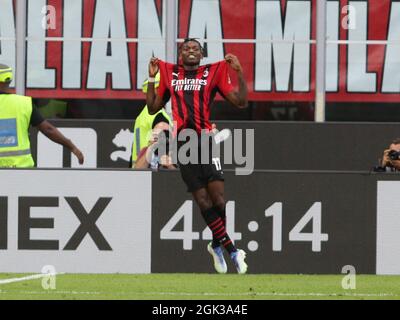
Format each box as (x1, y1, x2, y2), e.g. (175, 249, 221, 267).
(181, 38, 204, 54)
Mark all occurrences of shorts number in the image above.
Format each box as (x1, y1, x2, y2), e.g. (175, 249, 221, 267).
(212, 157, 222, 171)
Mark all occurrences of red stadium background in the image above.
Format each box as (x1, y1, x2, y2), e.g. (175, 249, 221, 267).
(0, 0, 395, 102)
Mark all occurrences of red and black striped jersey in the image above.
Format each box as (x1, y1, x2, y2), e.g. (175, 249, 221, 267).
(157, 60, 234, 133)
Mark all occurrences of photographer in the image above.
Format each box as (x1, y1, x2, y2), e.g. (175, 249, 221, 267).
(134, 123, 176, 170)
(378, 138, 400, 172)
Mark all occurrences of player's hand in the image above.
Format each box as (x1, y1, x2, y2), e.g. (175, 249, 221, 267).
(211, 123, 218, 134)
(72, 147, 84, 165)
(391, 159, 400, 170)
(160, 154, 173, 167)
(149, 57, 160, 77)
(225, 54, 242, 73)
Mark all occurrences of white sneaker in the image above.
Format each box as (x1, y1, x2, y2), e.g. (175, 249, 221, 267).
(207, 242, 228, 274)
(230, 249, 248, 274)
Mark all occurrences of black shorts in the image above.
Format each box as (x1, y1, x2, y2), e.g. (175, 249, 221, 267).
(179, 161, 224, 192)
(177, 134, 224, 192)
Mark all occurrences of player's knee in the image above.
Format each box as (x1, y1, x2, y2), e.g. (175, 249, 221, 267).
(197, 197, 213, 212)
(214, 198, 226, 213)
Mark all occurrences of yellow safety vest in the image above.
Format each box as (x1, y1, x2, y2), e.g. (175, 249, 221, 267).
(0, 94, 35, 168)
(131, 106, 171, 165)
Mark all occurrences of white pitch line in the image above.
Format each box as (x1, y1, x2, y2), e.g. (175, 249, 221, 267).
(0, 290, 100, 295)
(0, 273, 63, 285)
(134, 291, 397, 298)
(0, 290, 396, 298)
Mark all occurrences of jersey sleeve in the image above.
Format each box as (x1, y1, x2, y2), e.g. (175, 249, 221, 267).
(157, 60, 169, 102)
(216, 61, 235, 97)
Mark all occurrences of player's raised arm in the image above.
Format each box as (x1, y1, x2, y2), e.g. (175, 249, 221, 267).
(224, 54, 248, 109)
(146, 57, 164, 114)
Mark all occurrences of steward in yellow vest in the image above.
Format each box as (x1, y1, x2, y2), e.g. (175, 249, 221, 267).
(0, 64, 84, 168)
(130, 72, 171, 167)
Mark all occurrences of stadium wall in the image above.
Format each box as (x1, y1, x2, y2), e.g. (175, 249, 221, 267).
(1, 169, 399, 275)
(0, 170, 152, 273)
(30, 120, 400, 171)
(2, 0, 399, 103)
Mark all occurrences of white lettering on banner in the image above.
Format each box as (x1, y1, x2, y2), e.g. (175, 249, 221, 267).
(137, 0, 165, 89)
(347, 1, 376, 92)
(160, 200, 199, 250)
(288, 202, 328, 252)
(382, 2, 400, 93)
(0, 0, 15, 87)
(326, 1, 339, 92)
(264, 202, 283, 251)
(160, 200, 329, 252)
(160, 200, 241, 250)
(255, 0, 311, 92)
(188, 0, 224, 64)
(62, 0, 83, 89)
(265, 202, 328, 252)
(87, 0, 131, 89)
(0, 170, 152, 274)
(2, 0, 400, 96)
(27, 0, 56, 88)
(37, 128, 97, 168)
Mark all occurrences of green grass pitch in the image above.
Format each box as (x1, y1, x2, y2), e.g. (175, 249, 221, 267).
(0, 273, 399, 300)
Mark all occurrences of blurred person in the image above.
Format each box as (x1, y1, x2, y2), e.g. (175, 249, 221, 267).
(134, 124, 176, 170)
(134, 121, 225, 170)
(0, 64, 84, 168)
(130, 72, 171, 168)
(146, 38, 248, 274)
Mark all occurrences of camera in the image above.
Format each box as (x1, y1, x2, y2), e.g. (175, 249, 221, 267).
(388, 150, 400, 161)
(373, 165, 389, 172)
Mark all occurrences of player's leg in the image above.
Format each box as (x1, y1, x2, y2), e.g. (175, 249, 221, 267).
(201, 158, 236, 254)
(177, 158, 227, 273)
(203, 143, 227, 248)
(191, 188, 228, 274)
(206, 180, 227, 249)
(206, 179, 247, 274)
(193, 186, 231, 250)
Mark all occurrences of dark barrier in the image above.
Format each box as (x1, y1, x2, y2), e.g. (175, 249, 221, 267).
(151, 170, 376, 274)
(30, 120, 400, 171)
(216, 121, 400, 171)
